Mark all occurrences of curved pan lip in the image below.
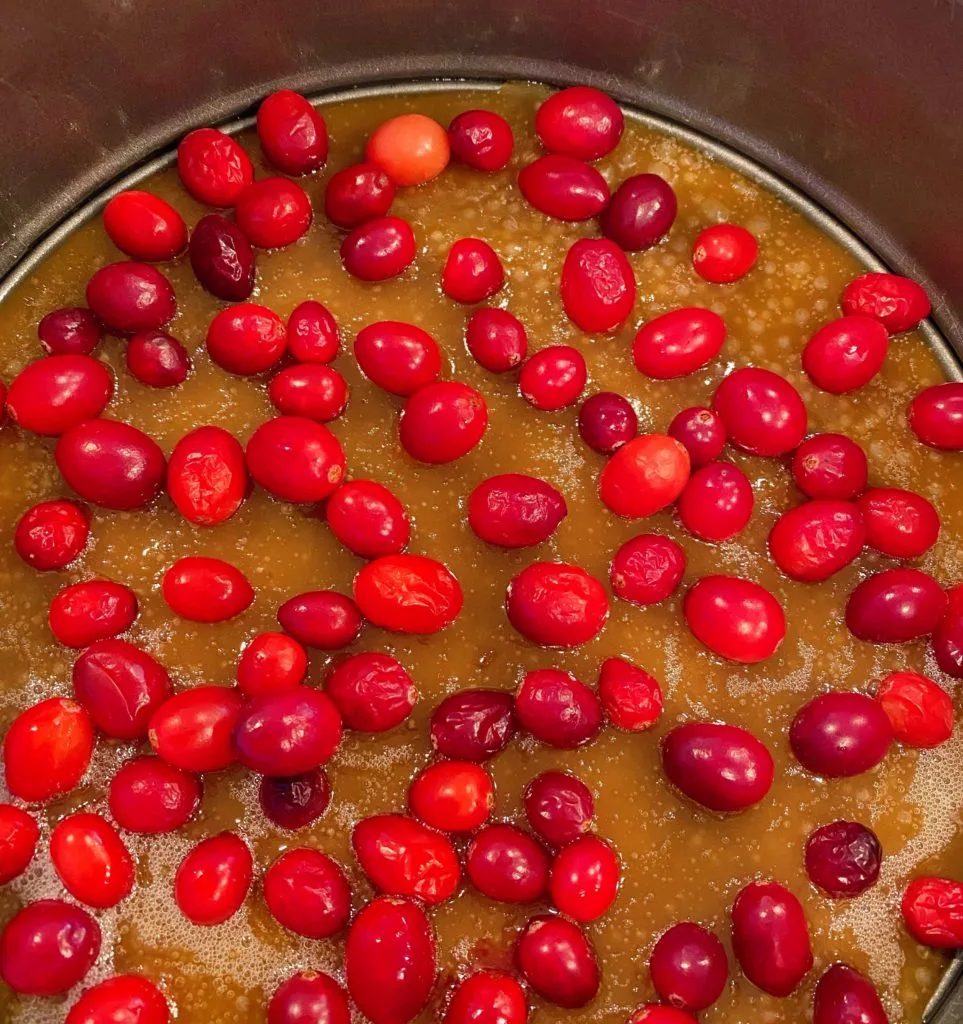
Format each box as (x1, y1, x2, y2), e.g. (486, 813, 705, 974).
(0, 77, 959, 1019)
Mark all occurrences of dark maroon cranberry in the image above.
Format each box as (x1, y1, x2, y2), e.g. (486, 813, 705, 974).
(515, 669, 602, 749)
(668, 407, 726, 466)
(430, 689, 517, 762)
(804, 820, 882, 898)
(259, 768, 332, 830)
(188, 214, 256, 301)
(600, 173, 677, 251)
(578, 392, 638, 453)
(813, 964, 888, 1024)
(846, 568, 947, 643)
(126, 329, 191, 388)
(466, 824, 550, 903)
(523, 770, 595, 846)
(38, 307, 103, 356)
(790, 692, 893, 778)
(649, 922, 728, 1012)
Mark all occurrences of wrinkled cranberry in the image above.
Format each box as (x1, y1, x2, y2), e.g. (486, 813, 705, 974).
(804, 820, 882, 897)
(247, 416, 346, 503)
(857, 486, 940, 558)
(519, 155, 609, 221)
(909, 382, 963, 450)
(535, 86, 623, 161)
(0, 900, 100, 995)
(790, 691, 893, 777)
(684, 575, 786, 663)
(713, 367, 807, 456)
(467, 823, 550, 903)
(876, 670, 954, 748)
(443, 238, 505, 303)
(430, 689, 517, 761)
(846, 567, 946, 643)
(515, 914, 600, 1008)
(103, 189, 187, 262)
(802, 316, 889, 394)
(354, 554, 462, 634)
(235, 177, 313, 249)
(7, 354, 113, 435)
(234, 687, 342, 776)
(259, 767, 331, 830)
(50, 811, 134, 908)
(148, 685, 244, 773)
(126, 329, 191, 388)
(264, 848, 351, 938)
(468, 473, 567, 547)
(188, 213, 256, 302)
(448, 109, 514, 171)
(610, 533, 686, 606)
(326, 479, 410, 558)
(649, 922, 728, 1012)
(599, 434, 690, 518)
(578, 392, 637, 453)
(561, 237, 636, 332)
(730, 881, 813, 996)
(277, 589, 362, 649)
(409, 760, 494, 832)
(768, 499, 865, 582)
(598, 656, 663, 730)
(288, 300, 340, 363)
(678, 461, 753, 542)
(524, 771, 595, 846)
(86, 261, 176, 333)
(506, 562, 609, 647)
(813, 964, 888, 1024)
(14, 498, 88, 571)
(162, 556, 254, 623)
(167, 425, 247, 526)
(109, 755, 201, 833)
(325, 162, 395, 229)
(692, 224, 758, 283)
(792, 433, 868, 499)
(668, 407, 726, 467)
(400, 381, 488, 462)
(38, 306, 102, 356)
(326, 652, 416, 732)
(550, 834, 620, 921)
(516, 668, 602, 748)
(174, 832, 253, 925)
(207, 302, 287, 376)
(354, 814, 460, 904)
(465, 306, 528, 372)
(66, 975, 171, 1024)
(901, 876, 963, 948)
(601, 173, 677, 251)
(177, 127, 253, 206)
(355, 321, 442, 396)
(519, 345, 587, 410)
(841, 272, 930, 333)
(633, 308, 726, 380)
(268, 971, 350, 1024)
(257, 90, 328, 176)
(443, 971, 527, 1024)
(49, 579, 138, 648)
(341, 216, 416, 280)
(0, 806, 38, 884)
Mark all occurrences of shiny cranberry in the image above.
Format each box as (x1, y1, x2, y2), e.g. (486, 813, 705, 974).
(465, 307, 528, 372)
(234, 687, 342, 775)
(578, 392, 637, 453)
(355, 320, 442, 396)
(207, 302, 287, 376)
(50, 811, 134, 908)
(0, 900, 100, 995)
(103, 189, 187, 262)
(628, 1004, 698, 1024)
(0, 806, 38, 884)
(430, 689, 517, 761)
(235, 177, 312, 249)
(768, 499, 865, 582)
(649, 922, 728, 1012)
(247, 416, 346, 502)
(802, 315, 889, 393)
(518, 155, 609, 221)
(468, 473, 567, 547)
(354, 814, 460, 904)
(148, 685, 244, 772)
(287, 300, 340, 363)
(277, 590, 362, 649)
(326, 479, 410, 558)
(236, 633, 307, 697)
(790, 692, 893, 777)
(524, 771, 594, 846)
(516, 914, 600, 1008)
(731, 882, 812, 996)
(162, 556, 253, 623)
(600, 173, 677, 250)
(65, 975, 171, 1024)
(188, 213, 256, 301)
(259, 767, 331, 830)
(400, 381, 488, 463)
(326, 652, 416, 731)
(598, 656, 663, 730)
(126, 329, 191, 387)
(86, 261, 176, 333)
(813, 964, 888, 1024)
(366, 113, 450, 186)
(257, 90, 328, 175)
(934, 588, 963, 678)
(668, 406, 726, 467)
(633, 308, 726, 380)
(677, 461, 753, 542)
(167, 425, 247, 526)
(410, 761, 494, 832)
(268, 972, 350, 1024)
(692, 224, 758, 283)
(561, 237, 636, 332)
(858, 486, 940, 558)
(876, 670, 954, 748)
(109, 755, 201, 833)
(467, 824, 550, 902)
(177, 127, 252, 206)
(7, 354, 113, 435)
(909, 382, 963, 450)
(550, 834, 619, 921)
(444, 971, 527, 1024)
(536, 86, 623, 160)
(609, 533, 685, 606)
(792, 433, 868, 499)
(713, 367, 807, 456)
(49, 579, 138, 647)
(325, 163, 395, 229)
(805, 820, 882, 898)
(354, 555, 462, 634)
(175, 832, 252, 925)
(269, 364, 348, 422)
(600, 434, 690, 518)
(38, 306, 102, 355)
(448, 109, 514, 171)
(264, 848, 351, 938)
(56, 418, 165, 510)
(684, 575, 785, 663)
(506, 562, 609, 647)
(341, 216, 416, 280)
(443, 238, 505, 303)
(14, 498, 88, 571)
(841, 272, 930, 333)
(846, 567, 946, 643)
(516, 668, 602, 748)
(519, 345, 587, 410)
(901, 876, 963, 947)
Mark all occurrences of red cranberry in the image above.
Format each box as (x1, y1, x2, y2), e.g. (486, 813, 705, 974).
(162, 556, 253, 623)
(802, 315, 889, 393)
(231, 633, 305, 699)
(259, 768, 331, 830)
(247, 416, 346, 502)
(326, 479, 410, 558)
(610, 533, 685, 606)
(7, 354, 113, 435)
(174, 832, 252, 926)
(677, 461, 753, 542)
(792, 433, 868, 499)
(257, 89, 327, 175)
(269, 364, 348, 422)
(49, 579, 138, 648)
(684, 575, 785, 663)
(790, 692, 893, 777)
(325, 162, 395, 229)
(846, 567, 947, 643)
(449, 110, 514, 171)
(857, 486, 940, 558)
(264, 848, 351, 938)
(516, 668, 602, 748)
(934, 609, 963, 679)
(443, 238, 505, 303)
(103, 189, 187, 262)
(430, 689, 517, 761)
(148, 685, 244, 772)
(518, 155, 609, 221)
(600, 173, 677, 251)
(188, 213, 256, 302)
(841, 272, 930, 333)
(712, 367, 807, 456)
(466, 824, 550, 903)
(234, 687, 342, 776)
(468, 473, 567, 547)
(354, 555, 461, 634)
(177, 128, 252, 205)
(668, 407, 726, 466)
(805, 820, 882, 897)
(813, 964, 888, 1024)
(109, 756, 201, 833)
(288, 300, 340, 363)
(14, 498, 88, 571)
(86, 261, 176, 333)
(38, 306, 102, 356)
(444, 971, 527, 1024)
(876, 671, 954, 748)
(465, 307, 528, 372)
(524, 771, 594, 846)
(235, 177, 313, 249)
(400, 381, 488, 462)
(519, 345, 587, 410)
(206, 302, 287, 376)
(730, 881, 813, 996)
(50, 811, 134, 908)
(901, 876, 963, 947)
(167, 425, 247, 526)
(341, 216, 416, 280)
(633, 307, 727, 379)
(578, 392, 637, 453)
(516, 915, 600, 1008)
(629, 1004, 699, 1024)
(692, 224, 758, 283)
(278, 590, 362, 649)
(66, 975, 170, 1024)
(909, 382, 963, 450)
(268, 971, 350, 1024)
(536, 86, 623, 161)
(506, 562, 608, 647)
(126, 329, 191, 387)
(0, 806, 38, 884)
(598, 657, 663, 730)
(550, 834, 619, 922)
(354, 320, 442, 396)
(768, 499, 865, 582)
(650, 922, 728, 1012)
(561, 238, 636, 332)
(0, 900, 100, 995)
(410, 761, 494, 832)
(326, 652, 416, 731)
(600, 434, 690, 518)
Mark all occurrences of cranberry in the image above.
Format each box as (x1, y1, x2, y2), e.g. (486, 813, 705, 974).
(175, 832, 252, 925)
(259, 768, 331, 830)
(598, 656, 663, 730)
(692, 224, 758, 283)
(841, 272, 930, 333)
(792, 433, 869, 499)
(264, 848, 351, 938)
(410, 761, 494, 832)
(713, 367, 807, 456)
(668, 407, 726, 466)
(444, 971, 527, 1024)
(515, 915, 600, 1008)
(7, 354, 113, 435)
(0, 900, 100, 995)
(207, 302, 287, 376)
(177, 127, 253, 206)
(325, 162, 395, 229)
(516, 668, 603, 748)
(901, 876, 963, 947)
(234, 687, 342, 775)
(768, 499, 865, 582)
(235, 177, 313, 249)
(109, 756, 201, 833)
(443, 238, 505, 303)
(237, 632, 307, 696)
(633, 308, 727, 380)
(430, 689, 517, 761)
(247, 416, 346, 502)
(162, 556, 254, 623)
(269, 364, 348, 422)
(805, 820, 882, 898)
(524, 771, 594, 846)
(519, 345, 587, 410)
(578, 392, 637, 453)
(400, 381, 488, 462)
(802, 316, 889, 394)
(846, 567, 946, 643)
(256, 90, 328, 175)
(449, 109, 514, 171)
(518, 155, 609, 221)
(934, 589, 963, 678)
(341, 216, 416, 280)
(684, 575, 786, 663)
(599, 434, 690, 518)
(465, 307, 528, 372)
(167, 425, 247, 526)
(50, 811, 134, 908)
(56, 418, 165, 510)
(268, 972, 350, 1024)
(49, 579, 138, 647)
(346, 897, 437, 1024)
(66, 975, 171, 1024)
(354, 554, 462, 633)
(550, 834, 619, 921)
(355, 320, 442, 396)
(909, 382, 963, 450)
(0, 806, 38, 884)
(506, 562, 609, 647)
(148, 685, 244, 772)
(325, 652, 416, 731)
(536, 86, 623, 161)
(813, 964, 888, 1024)
(38, 306, 102, 356)
(126, 329, 191, 387)
(277, 590, 362, 649)
(14, 498, 89, 571)
(876, 671, 954, 748)
(731, 881, 812, 996)
(609, 533, 686, 606)
(628, 1005, 697, 1024)
(466, 824, 550, 902)
(678, 461, 753, 542)
(326, 479, 410, 558)
(86, 261, 176, 333)
(600, 173, 677, 251)
(73, 638, 171, 739)
(103, 189, 187, 262)
(561, 238, 636, 332)
(366, 114, 450, 187)
(649, 922, 728, 1012)
(468, 473, 567, 548)
(354, 814, 460, 904)
(288, 300, 341, 363)
(790, 692, 893, 777)
(858, 486, 940, 558)
(188, 213, 256, 302)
